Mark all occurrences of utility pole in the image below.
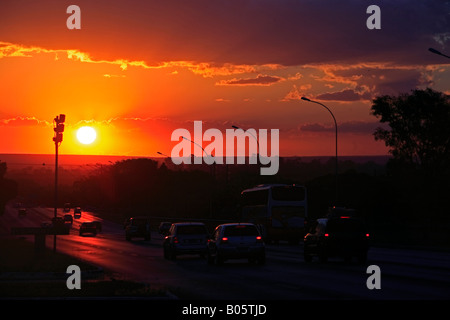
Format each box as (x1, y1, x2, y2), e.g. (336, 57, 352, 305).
(52, 114, 65, 252)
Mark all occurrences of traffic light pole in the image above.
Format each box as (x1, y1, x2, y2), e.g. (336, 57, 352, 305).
(53, 137, 59, 252)
(53, 114, 65, 253)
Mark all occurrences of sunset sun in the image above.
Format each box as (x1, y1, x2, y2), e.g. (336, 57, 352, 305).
(76, 126, 97, 145)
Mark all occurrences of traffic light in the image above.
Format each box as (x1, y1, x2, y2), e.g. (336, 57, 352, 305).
(53, 114, 65, 143)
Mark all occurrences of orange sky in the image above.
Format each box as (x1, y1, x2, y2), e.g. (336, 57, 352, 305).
(0, 1, 449, 158)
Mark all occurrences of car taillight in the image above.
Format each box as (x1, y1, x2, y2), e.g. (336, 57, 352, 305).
(221, 237, 228, 243)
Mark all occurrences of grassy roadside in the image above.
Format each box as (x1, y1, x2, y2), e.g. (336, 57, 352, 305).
(0, 237, 170, 298)
(0, 237, 96, 273)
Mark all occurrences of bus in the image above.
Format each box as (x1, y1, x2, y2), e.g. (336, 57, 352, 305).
(239, 184, 307, 244)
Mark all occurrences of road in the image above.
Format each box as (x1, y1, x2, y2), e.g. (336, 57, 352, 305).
(2, 205, 450, 300)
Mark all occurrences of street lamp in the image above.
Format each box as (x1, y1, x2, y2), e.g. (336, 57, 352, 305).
(301, 97, 339, 203)
(182, 136, 211, 160)
(52, 114, 65, 252)
(231, 125, 260, 151)
(157, 151, 170, 157)
(157, 152, 171, 167)
(428, 48, 450, 59)
(182, 135, 215, 176)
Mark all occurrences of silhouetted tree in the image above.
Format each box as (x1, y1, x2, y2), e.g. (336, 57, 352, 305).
(371, 88, 450, 176)
(371, 88, 450, 219)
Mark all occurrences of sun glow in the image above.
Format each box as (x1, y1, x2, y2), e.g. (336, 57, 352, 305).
(76, 126, 97, 145)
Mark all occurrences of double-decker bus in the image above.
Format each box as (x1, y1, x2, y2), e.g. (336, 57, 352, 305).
(239, 184, 307, 244)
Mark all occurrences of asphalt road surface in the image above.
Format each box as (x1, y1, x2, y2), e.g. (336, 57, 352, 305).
(2, 205, 450, 300)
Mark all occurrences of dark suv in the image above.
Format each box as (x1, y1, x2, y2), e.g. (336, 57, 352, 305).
(125, 217, 152, 241)
(303, 216, 369, 263)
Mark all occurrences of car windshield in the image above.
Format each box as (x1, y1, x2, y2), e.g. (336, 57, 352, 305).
(224, 225, 259, 237)
(326, 218, 365, 233)
(177, 225, 207, 234)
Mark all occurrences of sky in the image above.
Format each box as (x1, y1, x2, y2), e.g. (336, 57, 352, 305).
(0, 0, 449, 158)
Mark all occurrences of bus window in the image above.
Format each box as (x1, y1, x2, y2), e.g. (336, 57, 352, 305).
(271, 186, 305, 201)
(241, 189, 269, 206)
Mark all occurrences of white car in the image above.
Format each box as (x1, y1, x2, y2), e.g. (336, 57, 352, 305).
(163, 222, 209, 260)
(207, 223, 266, 265)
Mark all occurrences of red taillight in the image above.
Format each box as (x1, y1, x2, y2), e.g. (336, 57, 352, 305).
(221, 237, 228, 243)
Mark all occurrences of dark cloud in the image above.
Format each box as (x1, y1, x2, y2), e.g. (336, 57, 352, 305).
(1, 0, 448, 66)
(315, 89, 373, 101)
(216, 74, 283, 86)
(312, 63, 438, 100)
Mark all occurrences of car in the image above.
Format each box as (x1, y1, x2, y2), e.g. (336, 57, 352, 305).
(158, 221, 172, 236)
(79, 222, 97, 236)
(73, 207, 82, 219)
(303, 216, 370, 263)
(125, 217, 151, 241)
(63, 214, 73, 225)
(163, 222, 209, 260)
(206, 223, 266, 265)
(64, 203, 71, 213)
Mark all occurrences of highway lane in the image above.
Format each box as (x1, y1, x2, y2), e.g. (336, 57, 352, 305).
(2, 205, 450, 300)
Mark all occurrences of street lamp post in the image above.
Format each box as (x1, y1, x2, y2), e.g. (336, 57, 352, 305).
(157, 151, 171, 168)
(157, 151, 170, 157)
(231, 125, 259, 149)
(301, 97, 339, 204)
(231, 125, 260, 178)
(182, 136, 216, 179)
(428, 48, 450, 59)
(182, 136, 215, 217)
(52, 114, 65, 252)
(231, 124, 260, 154)
(182, 136, 213, 167)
